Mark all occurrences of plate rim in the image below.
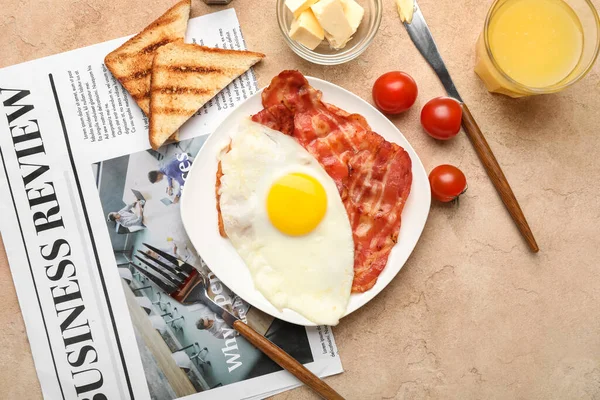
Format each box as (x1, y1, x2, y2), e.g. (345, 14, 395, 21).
(181, 76, 431, 326)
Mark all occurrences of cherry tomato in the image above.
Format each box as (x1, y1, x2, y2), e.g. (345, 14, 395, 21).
(372, 71, 418, 114)
(429, 165, 467, 202)
(420, 97, 462, 140)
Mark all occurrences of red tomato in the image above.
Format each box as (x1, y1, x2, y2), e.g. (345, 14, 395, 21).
(420, 97, 462, 140)
(372, 71, 418, 114)
(429, 165, 467, 202)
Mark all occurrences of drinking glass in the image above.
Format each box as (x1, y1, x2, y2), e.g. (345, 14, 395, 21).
(474, 0, 600, 97)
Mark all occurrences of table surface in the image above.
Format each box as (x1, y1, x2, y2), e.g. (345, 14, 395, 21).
(1, 0, 599, 399)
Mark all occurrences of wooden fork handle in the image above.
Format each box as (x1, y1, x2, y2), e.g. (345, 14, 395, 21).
(461, 103, 539, 252)
(233, 320, 345, 400)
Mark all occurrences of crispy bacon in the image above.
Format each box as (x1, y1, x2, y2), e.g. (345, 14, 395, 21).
(254, 70, 412, 293)
(251, 104, 294, 135)
(346, 134, 412, 292)
(262, 70, 322, 112)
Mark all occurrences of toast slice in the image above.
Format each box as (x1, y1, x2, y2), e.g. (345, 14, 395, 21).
(149, 42, 265, 149)
(104, 0, 191, 116)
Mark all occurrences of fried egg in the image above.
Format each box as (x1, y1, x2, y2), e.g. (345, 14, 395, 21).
(218, 119, 354, 325)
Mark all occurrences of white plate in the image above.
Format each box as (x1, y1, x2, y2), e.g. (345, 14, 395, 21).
(181, 77, 430, 326)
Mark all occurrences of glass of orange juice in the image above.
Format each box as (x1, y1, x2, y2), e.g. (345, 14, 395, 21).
(475, 0, 600, 97)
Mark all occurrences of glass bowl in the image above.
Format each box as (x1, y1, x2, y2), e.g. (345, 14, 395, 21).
(276, 0, 383, 65)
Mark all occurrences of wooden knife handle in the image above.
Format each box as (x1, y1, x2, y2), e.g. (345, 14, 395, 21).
(233, 320, 345, 400)
(461, 103, 539, 253)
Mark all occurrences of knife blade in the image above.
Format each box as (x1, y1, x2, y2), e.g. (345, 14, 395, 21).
(402, 2, 462, 102)
(399, 0, 539, 252)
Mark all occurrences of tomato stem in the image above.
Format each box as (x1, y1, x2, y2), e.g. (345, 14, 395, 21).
(453, 185, 468, 206)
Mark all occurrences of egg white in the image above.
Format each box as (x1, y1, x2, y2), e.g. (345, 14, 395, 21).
(218, 119, 354, 325)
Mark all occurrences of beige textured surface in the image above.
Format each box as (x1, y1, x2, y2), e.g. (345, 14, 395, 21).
(1, 0, 600, 399)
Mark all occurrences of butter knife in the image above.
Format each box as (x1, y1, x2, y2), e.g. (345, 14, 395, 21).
(399, 0, 539, 252)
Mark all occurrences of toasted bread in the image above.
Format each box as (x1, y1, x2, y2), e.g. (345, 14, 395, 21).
(148, 42, 265, 149)
(104, 0, 191, 116)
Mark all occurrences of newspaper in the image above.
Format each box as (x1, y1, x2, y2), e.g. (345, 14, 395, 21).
(0, 9, 342, 400)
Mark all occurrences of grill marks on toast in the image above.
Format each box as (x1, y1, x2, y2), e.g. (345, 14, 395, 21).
(152, 86, 211, 96)
(103, 0, 191, 116)
(140, 38, 177, 55)
(163, 65, 224, 74)
(148, 42, 265, 150)
(120, 69, 152, 83)
(151, 107, 199, 116)
(132, 91, 150, 100)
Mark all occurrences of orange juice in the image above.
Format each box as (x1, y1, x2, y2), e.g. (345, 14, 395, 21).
(475, 0, 585, 96)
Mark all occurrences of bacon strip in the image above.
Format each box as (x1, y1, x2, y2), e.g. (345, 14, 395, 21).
(251, 104, 295, 135)
(254, 70, 412, 293)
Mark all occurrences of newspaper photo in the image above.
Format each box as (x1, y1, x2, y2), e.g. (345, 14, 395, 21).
(0, 9, 343, 400)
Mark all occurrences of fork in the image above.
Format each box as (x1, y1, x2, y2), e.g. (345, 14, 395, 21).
(130, 243, 345, 400)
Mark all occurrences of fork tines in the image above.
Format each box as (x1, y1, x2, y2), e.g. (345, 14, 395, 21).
(137, 250, 189, 280)
(134, 255, 182, 284)
(143, 243, 195, 274)
(129, 262, 178, 294)
(133, 244, 197, 291)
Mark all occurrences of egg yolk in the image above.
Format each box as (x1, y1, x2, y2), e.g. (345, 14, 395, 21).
(266, 172, 327, 236)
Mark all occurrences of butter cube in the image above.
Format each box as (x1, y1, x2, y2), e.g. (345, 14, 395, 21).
(290, 9, 325, 50)
(285, 0, 320, 18)
(311, 0, 354, 49)
(340, 0, 364, 31)
(395, 0, 414, 23)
